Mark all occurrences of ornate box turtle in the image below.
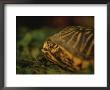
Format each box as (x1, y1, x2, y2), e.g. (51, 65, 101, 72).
(42, 26, 94, 73)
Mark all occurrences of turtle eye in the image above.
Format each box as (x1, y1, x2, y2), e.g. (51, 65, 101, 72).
(48, 42, 54, 48)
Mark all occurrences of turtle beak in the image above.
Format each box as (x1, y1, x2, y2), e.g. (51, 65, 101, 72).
(41, 41, 49, 54)
(43, 41, 47, 49)
(41, 49, 46, 54)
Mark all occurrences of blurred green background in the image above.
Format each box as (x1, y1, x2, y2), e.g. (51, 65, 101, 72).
(16, 16, 94, 74)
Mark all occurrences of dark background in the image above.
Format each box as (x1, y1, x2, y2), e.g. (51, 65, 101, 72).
(16, 16, 94, 30)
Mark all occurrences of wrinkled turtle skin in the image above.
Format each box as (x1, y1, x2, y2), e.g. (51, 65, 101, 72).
(42, 26, 94, 73)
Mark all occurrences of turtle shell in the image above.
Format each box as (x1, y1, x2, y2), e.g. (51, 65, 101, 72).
(42, 26, 94, 72)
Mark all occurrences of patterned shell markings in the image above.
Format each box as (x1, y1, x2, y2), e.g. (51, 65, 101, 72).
(42, 26, 94, 72)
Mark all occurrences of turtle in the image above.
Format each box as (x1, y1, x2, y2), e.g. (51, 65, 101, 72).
(41, 26, 94, 73)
